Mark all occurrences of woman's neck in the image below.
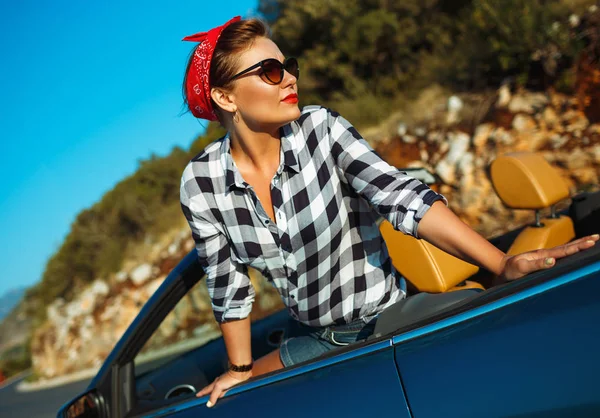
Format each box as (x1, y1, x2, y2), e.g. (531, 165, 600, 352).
(229, 124, 281, 174)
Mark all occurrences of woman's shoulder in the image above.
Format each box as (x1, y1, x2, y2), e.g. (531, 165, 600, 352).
(190, 135, 227, 163)
(298, 105, 337, 119)
(183, 136, 226, 173)
(294, 105, 344, 131)
(181, 135, 227, 194)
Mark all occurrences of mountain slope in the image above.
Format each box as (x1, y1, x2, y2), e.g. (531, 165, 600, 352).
(0, 288, 25, 322)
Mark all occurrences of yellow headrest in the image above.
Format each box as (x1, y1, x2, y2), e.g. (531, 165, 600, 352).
(490, 153, 570, 210)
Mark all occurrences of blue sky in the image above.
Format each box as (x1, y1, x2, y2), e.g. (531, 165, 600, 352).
(0, 0, 258, 297)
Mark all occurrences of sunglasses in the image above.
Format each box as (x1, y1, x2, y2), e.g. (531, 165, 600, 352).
(228, 57, 300, 85)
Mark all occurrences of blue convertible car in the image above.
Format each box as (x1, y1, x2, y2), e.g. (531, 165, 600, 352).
(58, 153, 600, 418)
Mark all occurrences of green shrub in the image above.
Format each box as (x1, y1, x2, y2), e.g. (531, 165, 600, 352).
(261, 0, 592, 96)
(0, 343, 31, 379)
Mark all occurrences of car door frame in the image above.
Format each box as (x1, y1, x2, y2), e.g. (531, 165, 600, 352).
(86, 250, 204, 418)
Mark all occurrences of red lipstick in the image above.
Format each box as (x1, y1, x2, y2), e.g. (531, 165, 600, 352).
(282, 93, 298, 104)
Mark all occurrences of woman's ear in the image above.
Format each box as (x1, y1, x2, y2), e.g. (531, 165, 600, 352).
(210, 88, 236, 114)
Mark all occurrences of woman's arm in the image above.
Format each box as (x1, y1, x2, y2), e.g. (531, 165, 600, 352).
(325, 108, 445, 238)
(324, 108, 598, 279)
(180, 184, 256, 406)
(196, 317, 253, 407)
(221, 318, 253, 368)
(418, 201, 599, 280)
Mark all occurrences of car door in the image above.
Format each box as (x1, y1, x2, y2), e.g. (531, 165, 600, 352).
(392, 257, 600, 418)
(141, 341, 409, 418)
(100, 250, 411, 418)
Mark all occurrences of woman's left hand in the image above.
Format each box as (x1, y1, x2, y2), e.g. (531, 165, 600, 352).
(500, 234, 599, 281)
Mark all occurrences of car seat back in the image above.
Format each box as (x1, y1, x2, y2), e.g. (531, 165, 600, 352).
(380, 220, 482, 293)
(489, 152, 575, 255)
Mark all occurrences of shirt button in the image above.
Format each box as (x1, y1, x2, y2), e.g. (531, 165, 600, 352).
(290, 294, 295, 299)
(264, 219, 269, 225)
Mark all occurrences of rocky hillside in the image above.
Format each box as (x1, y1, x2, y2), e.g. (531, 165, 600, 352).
(28, 85, 599, 380)
(371, 86, 599, 238)
(30, 224, 283, 379)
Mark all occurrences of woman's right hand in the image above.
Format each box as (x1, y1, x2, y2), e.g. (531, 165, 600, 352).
(196, 370, 253, 408)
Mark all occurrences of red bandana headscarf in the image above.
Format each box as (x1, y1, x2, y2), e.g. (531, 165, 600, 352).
(182, 16, 241, 121)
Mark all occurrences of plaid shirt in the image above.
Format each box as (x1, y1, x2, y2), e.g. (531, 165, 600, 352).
(180, 106, 445, 326)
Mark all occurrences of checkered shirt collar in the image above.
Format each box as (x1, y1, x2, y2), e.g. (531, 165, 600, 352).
(221, 124, 301, 190)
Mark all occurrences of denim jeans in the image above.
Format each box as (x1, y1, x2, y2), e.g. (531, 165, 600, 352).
(279, 316, 378, 367)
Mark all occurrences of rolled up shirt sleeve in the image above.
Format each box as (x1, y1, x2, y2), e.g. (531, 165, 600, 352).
(327, 109, 447, 238)
(180, 184, 254, 323)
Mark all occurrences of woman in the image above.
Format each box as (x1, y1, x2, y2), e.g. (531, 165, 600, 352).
(179, 16, 597, 407)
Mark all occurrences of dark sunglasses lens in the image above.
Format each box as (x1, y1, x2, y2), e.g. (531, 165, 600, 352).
(262, 60, 284, 84)
(285, 58, 299, 80)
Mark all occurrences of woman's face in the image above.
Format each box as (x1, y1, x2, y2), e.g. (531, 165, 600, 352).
(230, 37, 300, 130)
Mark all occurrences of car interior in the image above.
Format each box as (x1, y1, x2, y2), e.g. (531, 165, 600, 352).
(126, 151, 600, 417)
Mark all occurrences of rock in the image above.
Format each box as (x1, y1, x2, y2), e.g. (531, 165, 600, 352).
(565, 148, 590, 170)
(542, 107, 559, 128)
(497, 84, 511, 108)
(445, 132, 470, 165)
(563, 110, 589, 132)
(435, 160, 456, 184)
(427, 130, 444, 144)
(46, 299, 65, 323)
(79, 317, 94, 343)
(491, 127, 515, 146)
(592, 144, 600, 163)
(433, 132, 471, 185)
(115, 271, 128, 283)
(512, 114, 537, 132)
(550, 134, 570, 149)
(75, 280, 109, 316)
(457, 152, 474, 176)
(473, 123, 494, 151)
(447, 95, 463, 124)
(130, 264, 153, 286)
(397, 123, 407, 136)
(458, 153, 475, 189)
(571, 167, 598, 184)
(508, 92, 548, 114)
(569, 14, 580, 28)
(414, 126, 427, 137)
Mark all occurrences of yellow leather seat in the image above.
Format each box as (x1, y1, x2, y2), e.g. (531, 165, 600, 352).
(489, 152, 575, 255)
(380, 220, 483, 293)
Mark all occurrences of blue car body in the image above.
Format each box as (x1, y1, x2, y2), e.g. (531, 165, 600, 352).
(54, 185, 600, 418)
(57, 243, 600, 418)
